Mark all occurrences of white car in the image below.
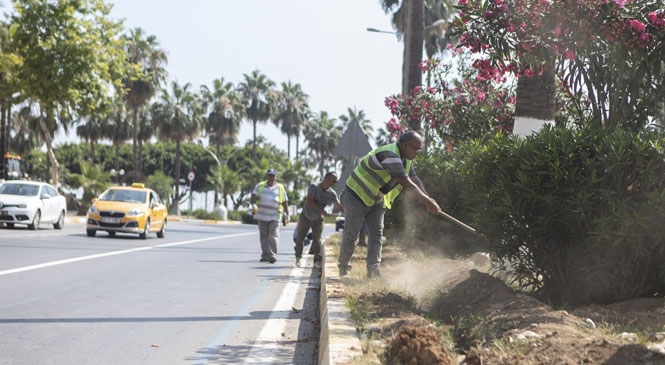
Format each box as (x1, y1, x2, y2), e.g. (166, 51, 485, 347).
(0, 180, 67, 230)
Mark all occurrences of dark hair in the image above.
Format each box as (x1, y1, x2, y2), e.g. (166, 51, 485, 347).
(324, 171, 337, 179)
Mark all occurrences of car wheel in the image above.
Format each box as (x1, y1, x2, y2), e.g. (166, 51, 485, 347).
(53, 211, 65, 229)
(6, 223, 14, 229)
(139, 219, 150, 239)
(157, 219, 166, 238)
(86, 229, 96, 237)
(28, 210, 41, 230)
(108, 231, 116, 237)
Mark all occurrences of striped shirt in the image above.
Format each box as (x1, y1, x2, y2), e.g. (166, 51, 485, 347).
(369, 150, 417, 195)
(252, 183, 287, 222)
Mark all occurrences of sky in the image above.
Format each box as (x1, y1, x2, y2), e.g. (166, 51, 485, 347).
(95, 0, 404, 152)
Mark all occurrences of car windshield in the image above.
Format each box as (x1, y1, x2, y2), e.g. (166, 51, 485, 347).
(99, 189, 146, 203)
(0, 183, 39, 196)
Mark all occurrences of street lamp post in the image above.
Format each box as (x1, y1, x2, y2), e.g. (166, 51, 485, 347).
(110, 168, 125, 185)
(203, 146, 228, 220)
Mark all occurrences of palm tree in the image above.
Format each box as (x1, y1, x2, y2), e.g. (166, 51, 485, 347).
(273, 81, 310, 160)
(380, 0, 457, 131)
(303, 111, 342, 178)
(104, 102, 132, 183)
(380, 0, 456, 58)
(201, 78, 243, 154)
(67, 160, 112, 207)
(10, 105, 41, 155)
(375, 127, 395, 146)
(0, 20, 16, 169)
(237, 69, 275, 161)
(152, 81, 205, 215)
(76, 117, 107, 163)
(201, 78, 243, 206)
(338, 106, 374, 144)
(137, 110, 155, 172)
(121, 27, 168, 173)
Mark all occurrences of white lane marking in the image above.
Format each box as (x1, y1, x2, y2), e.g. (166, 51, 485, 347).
(0, 233, 254, 277)
(243, 256, 309, 364)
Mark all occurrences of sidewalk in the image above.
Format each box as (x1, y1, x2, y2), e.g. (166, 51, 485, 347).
(319, 244, 363, 364)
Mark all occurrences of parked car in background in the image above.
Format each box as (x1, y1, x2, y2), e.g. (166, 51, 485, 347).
(335, 215, 345, 231)
(86, 183, 167, 239)
(0, 180, 67, 230)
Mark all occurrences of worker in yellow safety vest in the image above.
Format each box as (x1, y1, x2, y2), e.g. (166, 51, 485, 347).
(338, 130, 440, 279)
(251, 168, 289, 263)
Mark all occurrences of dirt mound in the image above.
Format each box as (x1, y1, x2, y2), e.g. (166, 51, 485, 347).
(348, 247, 665, 364)
(388, 324, 451, 365)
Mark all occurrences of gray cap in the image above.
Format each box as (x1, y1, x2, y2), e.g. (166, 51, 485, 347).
(266, 168, 277, 175)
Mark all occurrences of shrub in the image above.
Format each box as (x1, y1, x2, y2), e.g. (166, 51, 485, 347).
(386, 147, 489, 258)
(192, 209, 222, 220)
(226, 210, 245, 222)
(456, 126, 665, 306)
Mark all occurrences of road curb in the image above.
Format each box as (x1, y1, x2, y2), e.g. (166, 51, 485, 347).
(319, 245, 363, 364)
(66, 215, 242, 225)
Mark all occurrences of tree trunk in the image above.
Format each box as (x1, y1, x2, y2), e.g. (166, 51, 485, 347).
(0, 98, 6, 178)
(513, 61, 556, 137)
(252, 119, 257, 162)
(138, 140, 143, 173)
(403, 0, 425, 132)
(114, 143, 120, 185)
(38, 114, 59, 186)
(173, 139, 181, 215)
(132, 107, 139, 173)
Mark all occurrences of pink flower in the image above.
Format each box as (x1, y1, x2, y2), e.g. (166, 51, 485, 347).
(629, 20, 646, 33)
(554, 26, 561, 38)
(614, 0, 625, 8)
(647, 12, 658, 24)
(458, 0, 468, 5)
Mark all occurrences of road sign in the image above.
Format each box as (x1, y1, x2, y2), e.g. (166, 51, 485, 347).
(188, 171, 195, 182)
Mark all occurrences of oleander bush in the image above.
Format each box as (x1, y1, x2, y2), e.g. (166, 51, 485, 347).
(418, 126, 665, 306)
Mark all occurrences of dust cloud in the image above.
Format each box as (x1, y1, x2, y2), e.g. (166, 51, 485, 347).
(383, 200, 491, 308)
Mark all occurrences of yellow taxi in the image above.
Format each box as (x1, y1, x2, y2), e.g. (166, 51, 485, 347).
(86, 183, 167, 239)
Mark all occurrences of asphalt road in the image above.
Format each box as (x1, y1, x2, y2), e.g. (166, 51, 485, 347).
(0, 219, 328, 364)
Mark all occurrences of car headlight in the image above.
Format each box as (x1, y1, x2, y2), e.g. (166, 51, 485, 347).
(127, 208, 144, 216)
(89, 206, 98, 214)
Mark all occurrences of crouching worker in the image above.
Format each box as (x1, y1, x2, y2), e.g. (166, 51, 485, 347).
(294, 172, 344, 268)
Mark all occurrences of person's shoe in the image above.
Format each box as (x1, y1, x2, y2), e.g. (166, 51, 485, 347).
(313, 262, 322, 269)
(295, 258, 301, 267)
(339, 267, 350, 277)
(358, 241, 367, 247)
(269, 257, 276, 264)
(259, 258, 268, 262)
(367, 267, 382, 280)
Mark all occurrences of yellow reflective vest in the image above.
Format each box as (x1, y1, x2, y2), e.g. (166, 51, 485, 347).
(256, 181, 287, 213)
(346, 143, 411, 209)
